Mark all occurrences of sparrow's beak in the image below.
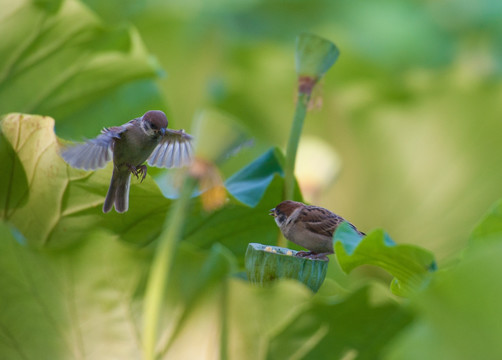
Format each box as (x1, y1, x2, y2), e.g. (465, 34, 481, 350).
(269, 208, 276, 217)
(160, 128, 166, 136)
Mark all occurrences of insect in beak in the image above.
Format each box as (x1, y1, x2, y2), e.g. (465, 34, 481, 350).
(269, 208, 276, 216)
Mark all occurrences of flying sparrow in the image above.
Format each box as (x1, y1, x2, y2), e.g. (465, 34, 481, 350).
(269, 200, 365, 259)
(61, 110, 193, 213)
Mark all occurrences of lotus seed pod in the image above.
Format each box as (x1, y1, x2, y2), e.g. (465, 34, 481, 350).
(245, 243, 328, 292)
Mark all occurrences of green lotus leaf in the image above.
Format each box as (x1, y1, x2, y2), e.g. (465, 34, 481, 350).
(334, 222, 436, 296)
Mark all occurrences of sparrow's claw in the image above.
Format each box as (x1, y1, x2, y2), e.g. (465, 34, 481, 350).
(295, 251, 314, 258)
(137, 165, 147, 183)
(127, 164, 148, 182)
(295, 251, 330, 261)
(127, 164, 139, 178)
(308, 253, 330, 261)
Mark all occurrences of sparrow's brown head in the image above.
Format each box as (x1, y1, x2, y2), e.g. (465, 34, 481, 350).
(269, 200, 304, 225)
(142, 110, 168, 135)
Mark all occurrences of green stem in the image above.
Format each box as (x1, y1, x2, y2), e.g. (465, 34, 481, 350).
(142, 176, 197, 360)
(284, 92, 310, 200)
(280, 91, 311, 247)
(219, 278, 229, 360)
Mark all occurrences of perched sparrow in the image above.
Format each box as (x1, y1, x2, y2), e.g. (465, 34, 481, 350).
(61, 110, 193, 213)
(269, 200, 365, 259)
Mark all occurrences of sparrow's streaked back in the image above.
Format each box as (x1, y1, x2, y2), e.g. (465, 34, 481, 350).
(61, 110, 193, 213)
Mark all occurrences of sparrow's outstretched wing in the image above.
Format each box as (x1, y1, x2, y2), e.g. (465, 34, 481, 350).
(60, 125, 127, 170)
(147, 129, 193, 168)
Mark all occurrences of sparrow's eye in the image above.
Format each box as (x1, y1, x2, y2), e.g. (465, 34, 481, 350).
(150, 123, 158, 130)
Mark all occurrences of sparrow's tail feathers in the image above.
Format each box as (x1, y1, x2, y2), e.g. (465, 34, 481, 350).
(114, 172, 131, 213)
(103, 169, 131, 213)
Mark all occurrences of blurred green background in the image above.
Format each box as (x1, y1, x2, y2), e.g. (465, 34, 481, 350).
(91, 0, 502, 262)
(3, 0, 502, 261)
